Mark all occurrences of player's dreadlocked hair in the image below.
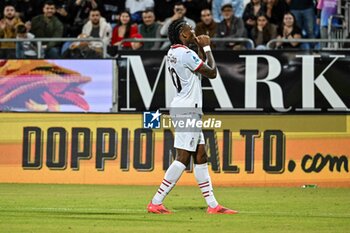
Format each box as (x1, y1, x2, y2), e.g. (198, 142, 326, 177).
(168, 19, 187, 45)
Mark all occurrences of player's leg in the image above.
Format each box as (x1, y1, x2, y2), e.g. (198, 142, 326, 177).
(193, 134, 238, 214)
(193, 141, 219, 209)
(148, 131, 193, 214)
(193, 143, 218, 207)
(150, 149, 190, 203)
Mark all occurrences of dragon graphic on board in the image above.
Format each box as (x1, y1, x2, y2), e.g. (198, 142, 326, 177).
(0, 60, 91, 111)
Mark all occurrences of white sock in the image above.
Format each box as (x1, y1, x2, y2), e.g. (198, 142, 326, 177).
(152, 160, 186, 205)
(194, 163, 218, 208)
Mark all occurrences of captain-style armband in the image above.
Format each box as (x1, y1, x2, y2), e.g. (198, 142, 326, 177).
(203, 45, 211, 53)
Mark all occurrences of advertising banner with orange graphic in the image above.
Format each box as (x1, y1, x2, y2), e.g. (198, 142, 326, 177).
(0, 60, 114, 112)
(0, 113, 349, 187)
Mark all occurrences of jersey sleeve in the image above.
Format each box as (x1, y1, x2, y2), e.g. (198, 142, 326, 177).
(182, 49, 203, 72)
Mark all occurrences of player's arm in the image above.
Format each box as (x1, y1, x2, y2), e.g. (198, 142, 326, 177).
(197, 48, 204, 61)
(195, 35, 217, 79)
(197, 44, 205, 61)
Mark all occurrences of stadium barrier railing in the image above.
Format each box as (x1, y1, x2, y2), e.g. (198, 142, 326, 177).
(3, 37, 350, 58)
(119, 37, 255, 50)
(266, 38, 350, 50)
(328, 14, 346, 49)
(0, 37, 108, 58)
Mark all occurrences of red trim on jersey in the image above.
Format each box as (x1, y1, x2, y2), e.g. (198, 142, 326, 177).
(171, 44, 188, 49)
(194, 61, 204, 72)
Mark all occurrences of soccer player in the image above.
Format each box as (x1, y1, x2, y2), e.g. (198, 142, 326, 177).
(147, 19, 238, 215)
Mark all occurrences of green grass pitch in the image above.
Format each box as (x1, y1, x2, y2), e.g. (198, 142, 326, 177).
(0, 184, 349, 233)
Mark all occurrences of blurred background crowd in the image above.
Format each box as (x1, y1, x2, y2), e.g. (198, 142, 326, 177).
(0, 0, 346, 58)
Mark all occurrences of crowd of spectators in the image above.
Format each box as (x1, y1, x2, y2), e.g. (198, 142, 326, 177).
(0, 0, 343, 58)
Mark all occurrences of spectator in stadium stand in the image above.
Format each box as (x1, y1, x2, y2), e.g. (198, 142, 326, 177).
(160, 2, 196, 50)
(212, 0, 244, 23)
(195, 9, 217, 47)
(250, 13, 277, 49)
(286, 0, 315, 49)
(15, 23, 37, 58)
(275, 11, 301, 49)
(21, 0, 71, 20)
(54, 0, 75, 37)
(80, 9, 111, 53)
(183, 0, 212, 23)
(99, 0, 125, 26)
(195, 8, 217, 37)
(62, 8, 111, 58)
(125, 0, 154, 24)
(316, 0, 338, 48)
(0, 0, 14, 18)
(30, 0, 63, 58)
(242, 0, 267, 38)
(68, 0, 103, 37)
(111, 10, 143, 51)
(216, 3, 247, 50)
(154, 0, 177, 22)
(0, 2, 23, 58)
(138, 10, 161, 50)
(263, 0, 289, 26)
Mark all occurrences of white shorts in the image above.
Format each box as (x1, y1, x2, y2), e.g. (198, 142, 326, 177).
(174, 131, 205, 152)
(172, 113, 204, 152)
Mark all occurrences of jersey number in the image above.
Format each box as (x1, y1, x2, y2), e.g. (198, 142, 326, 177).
(169, 68, 182, 93)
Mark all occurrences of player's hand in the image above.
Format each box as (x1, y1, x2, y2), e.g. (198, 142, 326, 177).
(195, 35, 211, 48)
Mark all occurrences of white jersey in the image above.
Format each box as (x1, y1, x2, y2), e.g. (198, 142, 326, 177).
(166, 44, 204, 113)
